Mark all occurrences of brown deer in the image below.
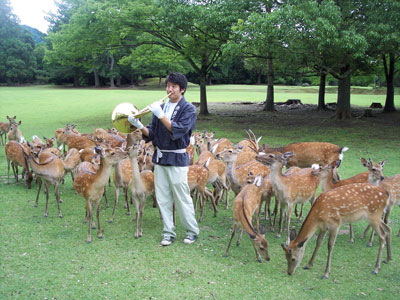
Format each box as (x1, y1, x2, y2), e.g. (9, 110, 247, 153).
(128, 140, 155, 239)
(282, 183, 392, 278)
(187, 163, 215, 222)
(255, 152, 320, 245)
(7, 121, 25, 143)
(261, 142, 349, 168)
(317, 160, 370, 243)
(5, 141, 33, 189)
(0, 119, 12, 145)
(27, 143, 65, 217)
(223, 175, 270, 263)
(74, 144, 128, 243)
(62, 148, 81, 183)
(110, 156, 132, 223)
(359, 158, 400, 246)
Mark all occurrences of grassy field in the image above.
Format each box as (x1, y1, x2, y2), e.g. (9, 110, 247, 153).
(0, 84, 399, 299)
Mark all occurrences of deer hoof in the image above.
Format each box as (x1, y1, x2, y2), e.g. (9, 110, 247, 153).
(372, 270, 378, 275)
(58, 214, 63, 218)
(303, 265, 310, 270)
(108, 219, 113, 223)
(367, 243, 372, 248)
(126, 212, 131, 216)
(44, 214, 48, 217)
(321, 275, 329, 280)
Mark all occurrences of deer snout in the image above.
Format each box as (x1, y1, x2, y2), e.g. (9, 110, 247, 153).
(380, 176, 385, 180)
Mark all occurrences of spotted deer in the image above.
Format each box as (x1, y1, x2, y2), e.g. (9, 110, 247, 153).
(359, 158, 400, 246)
(74, 144, 128, 243)
(27, 142, 65, 217)
(261, 142, 349, 168)
(317, 160, 370, 243)
(282, 183, 391, 278)
(223, 175, 270, 263)
(110, 156, 132, 223)
(255, 152, 320, 245)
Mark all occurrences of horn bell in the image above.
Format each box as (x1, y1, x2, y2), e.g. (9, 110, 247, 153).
(111, 102, 140, 133)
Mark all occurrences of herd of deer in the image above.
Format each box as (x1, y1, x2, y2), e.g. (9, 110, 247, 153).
(2, 115, 399, 279)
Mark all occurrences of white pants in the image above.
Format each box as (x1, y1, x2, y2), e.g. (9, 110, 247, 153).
(154, 164, 199, 238)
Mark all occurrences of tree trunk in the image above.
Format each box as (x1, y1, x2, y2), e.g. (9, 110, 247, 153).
(318, 71, 326, 110)
(116, 76, 121, 86)
(158, 76, 162, 87)
(263, 56, 274, 111)
(335, 68, 352, 120)
(257, 73, 261, 84)
(73, 73, 79, 87)
(94, 69, 100, 87)
(382, 53, 396, 112)
(109, 54, 115, 88)
(199, 71, 209, 115)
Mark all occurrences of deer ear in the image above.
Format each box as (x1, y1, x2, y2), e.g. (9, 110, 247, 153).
(360, 157, 368, 167)
(247, 232, 256, 240)
(380, 160, 386, 167)
(94, 146, 102, 155)
(290, 228, 297, 241)
(284, 152, 294, 159)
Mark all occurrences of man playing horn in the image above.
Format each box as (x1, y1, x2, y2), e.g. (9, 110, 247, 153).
(128, 72, 199, 246)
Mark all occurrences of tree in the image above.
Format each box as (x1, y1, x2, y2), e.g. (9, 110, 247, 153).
(0, 0, 37, 84)
(120, 0, 256, 115)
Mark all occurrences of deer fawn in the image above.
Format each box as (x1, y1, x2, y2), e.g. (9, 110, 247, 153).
(5, 141, 33, 188)
(261, 142, 348, 168)
(223, 175, 270, 263)
(7, 120, 25, 143)
(27, 142, 65, 217)
(359, 158, 400, 246)
(74, 144, 128, 243)
(255, 152, 320, 245)
(128, 140, 155, 238)
(282, 183, 391, 278)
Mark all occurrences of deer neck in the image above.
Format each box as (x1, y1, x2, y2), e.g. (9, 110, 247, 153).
(131, 154, 144, 190)
(320, 171, 335, 192)
(93, 158, 113, 188)
(225, 158, 241, 193)
(269, 163, 287, 193)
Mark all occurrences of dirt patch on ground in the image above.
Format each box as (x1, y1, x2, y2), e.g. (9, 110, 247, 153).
(196, 101, 400, 132)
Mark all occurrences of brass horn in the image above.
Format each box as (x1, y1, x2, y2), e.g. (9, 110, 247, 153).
(111, 93, 171, 133)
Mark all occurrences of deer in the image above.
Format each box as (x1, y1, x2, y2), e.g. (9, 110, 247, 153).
(93, 127, 125, 148)
(110, 156, 132, 223)
(128, 140, 155, 239)
(187, 162, 215, 222)
(0, 120, 11, 145)
(74, 144, 128, 243)
(5, 141, 33, 189)
(261, 142, 349, 168)
(359, 158, 400, 246)
(255, 152, 320, 245)
(223, 175, 270, 263)
(7, 120, 25, 143)
(55, 124, 81, 155)
(281, 183, 392, 279)
(317, 160, 370, 243)
(27, 142, 65, 218)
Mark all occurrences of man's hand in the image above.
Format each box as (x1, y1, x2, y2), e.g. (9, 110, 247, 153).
(127, 115, 144, 129)
(149, 102, 165, 119)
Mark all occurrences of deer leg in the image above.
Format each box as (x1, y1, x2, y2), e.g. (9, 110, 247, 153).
(44, 183, 49, 217)
(6, 159, 11, 184)
(360, 225, 371, 239)
(285, 203, 293, 246)
(252, 241, 263, 263)
(95, 198, 103, 239)
(55, 183, 62, 218)
(198, 192, 205, 222)
(297, 204, 304, 221)
(371, 221, 386, 274)
(103, 187, 109, 208)
(271, 198, 278, 232)
(205, 187, 218, 217)
(134, 196, 140, 239)
(276, 202, 285, 238)
(34, 178, 42, 207)
(381, 222, 392, 263)
(236, 229, 243, 246)
(86, 200, 93, 243)
(223, 224, 236, 257)
(139, 197, 146, 237)
(349, 224, 354, 244)
(322, 226, 339, 279)
(109, 186, 119, 223)
(367, 230, 376, 248)
(125, 187, 131, 216)
(304, 230, 327, 270)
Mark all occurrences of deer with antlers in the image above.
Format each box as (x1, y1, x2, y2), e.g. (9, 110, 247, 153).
(281, 183, 391, 278)
(74, 144, 128, 243)
(223, 174, 270, 262)
(359, 158, 400, 246)
(255, 152, 320, 245)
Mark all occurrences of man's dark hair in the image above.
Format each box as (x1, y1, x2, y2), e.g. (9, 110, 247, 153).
(165, 72, 187, 94)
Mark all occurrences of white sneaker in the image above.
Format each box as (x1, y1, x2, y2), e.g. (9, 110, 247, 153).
(183, 235, 197, 244)
(160, 236, 175, 246)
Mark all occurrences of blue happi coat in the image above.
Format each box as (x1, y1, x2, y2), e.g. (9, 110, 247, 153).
(144, 96, 196, 166)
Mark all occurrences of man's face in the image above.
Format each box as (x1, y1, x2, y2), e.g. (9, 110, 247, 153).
(166, 82, 185, 102)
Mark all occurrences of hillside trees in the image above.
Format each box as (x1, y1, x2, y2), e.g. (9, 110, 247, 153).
(0, 0, 37, 84)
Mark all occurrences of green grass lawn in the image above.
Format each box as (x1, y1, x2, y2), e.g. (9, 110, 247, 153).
(0, 84, 399, 299)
